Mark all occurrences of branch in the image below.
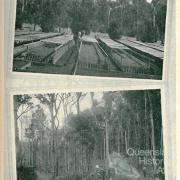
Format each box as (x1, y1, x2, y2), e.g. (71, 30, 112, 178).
(55, 116, 60, 130)
(17, 105, 33, 120)
(35, 94, 50, 105)
(39, 119, 51, 131)
(53, 100, 62, 120)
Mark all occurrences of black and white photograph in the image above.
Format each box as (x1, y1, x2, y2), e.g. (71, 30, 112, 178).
(14, 89, 164, 180)
(13, 0, 167, 79)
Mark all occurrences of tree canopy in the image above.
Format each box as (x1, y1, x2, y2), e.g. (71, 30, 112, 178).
(15, 0, 167, 42)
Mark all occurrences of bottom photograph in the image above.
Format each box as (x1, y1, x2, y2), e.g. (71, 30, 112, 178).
(13, 90, 164, 180)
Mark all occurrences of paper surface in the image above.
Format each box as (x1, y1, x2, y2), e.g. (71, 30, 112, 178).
(1, 0, 177, 179)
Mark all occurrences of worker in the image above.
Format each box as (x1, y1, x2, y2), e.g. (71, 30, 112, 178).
(142, 166, 147, 178)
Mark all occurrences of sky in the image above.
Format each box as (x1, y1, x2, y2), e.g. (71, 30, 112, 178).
(146, 0, 153, 3)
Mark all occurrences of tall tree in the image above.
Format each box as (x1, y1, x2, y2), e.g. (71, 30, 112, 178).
(14, 95, 33, 144)
(35, 94, 62, 179)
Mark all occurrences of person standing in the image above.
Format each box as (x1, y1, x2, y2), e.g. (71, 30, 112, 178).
(142, 166, 147, 178)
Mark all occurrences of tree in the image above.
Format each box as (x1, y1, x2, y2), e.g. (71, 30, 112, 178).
(96, 0, 109, 32)
(66, 110, 102, 175)
(15, 0, 24, 29)
(35, 93, 78, 179)
(52, 0, 71, 32)
(108, 22, 122, 39)
(67, 0, 95, 38)
(14, 95, 33, 144)
(120, 1, 137, 36)
(24, 0, 42, 30)
(35, 94, 62, 179)
(40, 1, 57, 32)
(155, 0, 167, 44)
(25, 106, 49, 168)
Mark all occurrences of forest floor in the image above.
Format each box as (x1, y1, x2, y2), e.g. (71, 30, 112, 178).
(36, 171, 51, 180)
(138, 175, 161, 180)
(35, 171, 160, 180)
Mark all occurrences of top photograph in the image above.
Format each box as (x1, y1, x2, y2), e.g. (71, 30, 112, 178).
(13, 0, 167, 80)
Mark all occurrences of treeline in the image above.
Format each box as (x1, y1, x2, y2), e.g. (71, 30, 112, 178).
(14, 90, 164, 180)
(16, 0, 167, 43)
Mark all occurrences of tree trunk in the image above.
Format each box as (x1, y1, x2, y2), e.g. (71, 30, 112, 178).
(125, 130, 128, 153)
(13, 96, 19, 144)
(34, 24, 36, 31)
(90, 92, 95, 110)
(22, 0, 25, 12)
(117, 125, 120, 153)
(105, 118, 110, 173)
(147, 91, 157, 172)
(49, 101, 56, 179)
(161, 127, 163, 153)
(76, 92, 82, 114)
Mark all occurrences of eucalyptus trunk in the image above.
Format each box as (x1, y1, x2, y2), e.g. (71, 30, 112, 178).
(147, 91, 157, 172)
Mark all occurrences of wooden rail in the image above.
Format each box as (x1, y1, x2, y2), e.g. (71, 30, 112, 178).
(14, 33, 64, 47)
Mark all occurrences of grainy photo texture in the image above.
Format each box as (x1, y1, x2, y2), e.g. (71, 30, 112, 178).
(13, 0, 166, 79)
(14, 90, 164, 180)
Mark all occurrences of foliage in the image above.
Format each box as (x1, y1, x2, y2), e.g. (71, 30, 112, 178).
(15, 95, 32, 110)
(15, 0, 24, 29)
(67, 110, 101, 150)
(17, 167, 37, 180)
(108, 22, 122, 40)
(25, 106, 47, 139)
(15, 0, 167, 43)
(155, 0, 167, 43)
(95, 0, 109, 32)
(24, 0, 42, 29)
(14, 95, 33, 142)
(39, 1, 57, 32)
(67, 0, 95, 35)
